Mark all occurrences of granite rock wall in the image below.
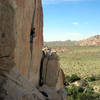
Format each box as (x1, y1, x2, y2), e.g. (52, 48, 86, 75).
(0, 0, 43, 86)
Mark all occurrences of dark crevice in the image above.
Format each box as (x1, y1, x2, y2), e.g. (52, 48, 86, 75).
(0, 56, 9, 58)
(0, 78, 8, 100)
(30, 0, 36, 56)
(39, 51, 45, 86)
(28, 0, 36, 79)
(1, 33, 6, 38)
(40, 91, 48, 97)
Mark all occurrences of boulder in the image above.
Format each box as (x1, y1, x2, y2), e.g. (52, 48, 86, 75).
(57, 88, 67, 100)
(41, 49, 66, 90)
(39, 85, 62, 100)
(0, 67, 45, 100)
(45, 53, 60, 86)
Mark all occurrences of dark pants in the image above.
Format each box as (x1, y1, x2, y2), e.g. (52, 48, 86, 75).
(30, 43, 33, 55)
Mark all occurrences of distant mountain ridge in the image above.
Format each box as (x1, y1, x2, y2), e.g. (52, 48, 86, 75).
(45, 35, 100, 46)
(44, 40, 75, 46)
(75, 35, 100, 46)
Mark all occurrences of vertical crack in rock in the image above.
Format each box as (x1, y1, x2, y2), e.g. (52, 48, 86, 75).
(30, 28, 35, 57)
(30, 0, 36, 57)
(39, 51, 50, 86)
(29, 0, 36, 79)
(39, 52, 45, 86)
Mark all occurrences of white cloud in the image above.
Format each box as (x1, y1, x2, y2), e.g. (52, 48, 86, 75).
(72, 22, 79, 25)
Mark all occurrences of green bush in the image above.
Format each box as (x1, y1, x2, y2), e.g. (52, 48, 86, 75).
(66, 86, 84, 99)
(65, 74, 100, 100)
(65, 86, 100, 100)
(81, 80, 88, 87)
(95, 74, 100, 80)
(65, 76, 71, 82)
(87, 75, 96, 82)
(77, 92, 100, 100)
(66, 74, 80, 83)
(77, 93, 93, 100)
(86, 86, 94, 93)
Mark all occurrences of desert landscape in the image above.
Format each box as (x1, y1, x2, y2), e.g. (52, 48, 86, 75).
(45, 35, 100, 100)
(0, 0, 100, 100)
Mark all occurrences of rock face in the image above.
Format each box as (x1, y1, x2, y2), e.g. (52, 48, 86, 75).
(42, 54, 60, 87)
(75, 35, 100, 46)
(41, 49, 65, 91)
(0, 0, 43, 86)
(0, 0, 66, 100)
(39, 85, 66, 100)
(0, 67, 45, 100)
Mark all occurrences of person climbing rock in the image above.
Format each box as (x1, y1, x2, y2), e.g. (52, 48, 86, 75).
(30, 28, 35, 55)
(30, 28, 35, 43)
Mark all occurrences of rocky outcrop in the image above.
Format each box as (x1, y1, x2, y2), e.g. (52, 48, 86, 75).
(75, 35, 100, 46)
(0, 68, 45, 100)
(0, 0, 66, 100)
(41, 48, 66, 91)
(0, 0, 43, 86)
(39, 85, 66, 100)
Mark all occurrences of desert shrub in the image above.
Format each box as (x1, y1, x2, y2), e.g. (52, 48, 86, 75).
(87, 75, 96, 82)
(66, 86, 84, 99)
(65, 76, 71, 82)
(65, 86, 100, 100)
(81, 80, 88, 87)
(92, 93, 100, 100)
(77, 93, 93, 100)
(85, 86, 94, 93)
(95, 74, 100, 80)
(77, 92, 100, 100)
(66, 74, 80, 83)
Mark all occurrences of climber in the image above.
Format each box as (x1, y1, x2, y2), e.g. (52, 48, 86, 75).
(30, 28, 35, 54)
(30, 28, 35, 43)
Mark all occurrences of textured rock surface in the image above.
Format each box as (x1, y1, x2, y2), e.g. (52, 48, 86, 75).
(0, 67, 66, 100)
(0, 68, 45, 100)
(30, 0, 43, 85)
(41, 50, 65, 91)
(56, 69, 65, 91)
(39, 85, 62, 100)
(0, 0, 43, 86)
(39, 85, 66, 100)
(45, 54, 60, 86)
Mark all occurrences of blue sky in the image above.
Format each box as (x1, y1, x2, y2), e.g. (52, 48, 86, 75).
(42, 0, 100, 41)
